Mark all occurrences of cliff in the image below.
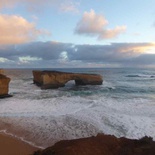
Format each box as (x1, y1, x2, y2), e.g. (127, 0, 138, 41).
(33, 70, 103, 89)
(0, 74, 11, 98)
(33, 134, 155, 155)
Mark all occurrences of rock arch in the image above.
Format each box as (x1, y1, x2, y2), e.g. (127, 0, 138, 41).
(33, 70, 103, 89)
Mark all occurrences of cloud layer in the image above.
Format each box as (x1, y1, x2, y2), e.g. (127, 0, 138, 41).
(0, 41, 155, 68)
(75, 10, 126, 40)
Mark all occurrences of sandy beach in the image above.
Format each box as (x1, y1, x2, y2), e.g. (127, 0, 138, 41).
(0, 133, 39, 155)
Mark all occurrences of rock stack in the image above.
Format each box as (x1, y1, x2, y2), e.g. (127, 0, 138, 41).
(0, 71, 11, 98)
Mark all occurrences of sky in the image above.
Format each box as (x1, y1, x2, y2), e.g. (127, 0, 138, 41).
(0, 0, 155, 68)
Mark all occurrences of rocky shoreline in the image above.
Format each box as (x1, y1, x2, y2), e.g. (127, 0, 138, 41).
(33, 133, 155, 155)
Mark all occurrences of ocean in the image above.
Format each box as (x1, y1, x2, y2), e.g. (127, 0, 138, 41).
(0, 68, 155, 148)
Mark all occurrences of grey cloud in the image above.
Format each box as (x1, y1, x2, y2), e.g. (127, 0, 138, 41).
(68, 43, 155, 63)
(0, 41, 155, 68)
(128, 54, 155, 65)
(0, 45, 21, 60)
(0, 42, 72, 61)
(17, 42, 72, 60)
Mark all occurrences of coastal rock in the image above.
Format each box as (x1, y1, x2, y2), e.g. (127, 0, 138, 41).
(33, 70, 103, 89)
(33, 134, 155, 155)
(0, 69, 4, 74)
(0, 74, 11, 98)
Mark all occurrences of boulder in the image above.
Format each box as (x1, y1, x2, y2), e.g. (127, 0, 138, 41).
(0, 74, 11, 98)
(33, 70, 103, 89)
(33, 134, 155, 155)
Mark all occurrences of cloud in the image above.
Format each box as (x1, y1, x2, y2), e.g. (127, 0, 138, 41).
(18, 41, 72, 60)
(0, 41, 72, 62)
(0, 0, 18, 9)
(0, 0, 56, 9)
(68, 43, 155, 63)
(98, 26, 127, 39)
(60, 2, 79, 13)
(0, 41, 155, 68)
(0, 14, 50, 44)
(75, 10, 126, 40)
(0, 0, 79, 13)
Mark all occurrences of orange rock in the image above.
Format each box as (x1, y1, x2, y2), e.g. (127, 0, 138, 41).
(0, 74, 11, 98)
(33, 70, 103, 89)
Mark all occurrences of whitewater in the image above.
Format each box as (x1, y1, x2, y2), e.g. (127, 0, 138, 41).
(0, 68, 155, 148)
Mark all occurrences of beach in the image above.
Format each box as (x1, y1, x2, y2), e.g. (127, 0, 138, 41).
(0, 133, 39, 155)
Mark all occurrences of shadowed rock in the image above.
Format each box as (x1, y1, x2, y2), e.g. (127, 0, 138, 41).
(0, 74, 11, 98)
(33, 134, 155, 155)
(33, 70, 103, 89)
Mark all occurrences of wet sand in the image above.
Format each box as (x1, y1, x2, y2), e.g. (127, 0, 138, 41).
(0, 133, 40, 155)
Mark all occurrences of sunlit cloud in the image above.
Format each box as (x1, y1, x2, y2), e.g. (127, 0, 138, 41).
(98, 26, 126, 39)
(113, 43, 155, 54)
(0, 14, 50, 44)
(75, 9, 126, 40)
(75, 10, 108, 35)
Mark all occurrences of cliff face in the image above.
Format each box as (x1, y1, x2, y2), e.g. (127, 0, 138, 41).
(33, 134, 155, 155)
(33, 71, 103, 89)
(0, 74, 11, 98)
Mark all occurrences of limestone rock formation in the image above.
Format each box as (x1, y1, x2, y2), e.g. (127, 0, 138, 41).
(33, 134, 155, 155)
(0, 74, 11, 98)
(0, 69, 4, 74)
(33, 70, 103, 89)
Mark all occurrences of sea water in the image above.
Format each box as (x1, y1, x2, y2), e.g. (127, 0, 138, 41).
(0, 68, 155, 148)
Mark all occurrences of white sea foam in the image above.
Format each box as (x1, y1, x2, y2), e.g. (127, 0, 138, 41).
(1, 93, 155, 147)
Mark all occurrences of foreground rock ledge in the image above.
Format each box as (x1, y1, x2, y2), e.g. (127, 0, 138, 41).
(33, 70, 103, 89)
(33, 134, 155, 155)
(0, 74, 11, 98)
